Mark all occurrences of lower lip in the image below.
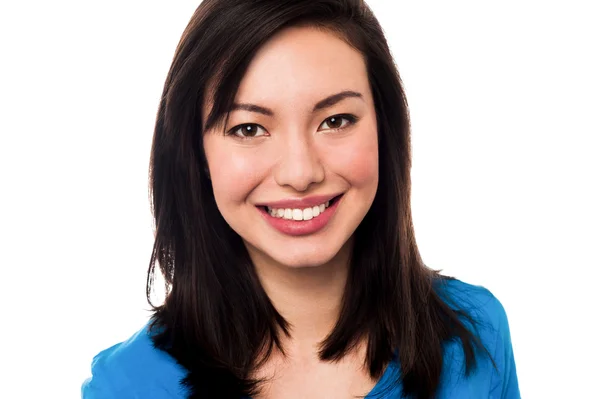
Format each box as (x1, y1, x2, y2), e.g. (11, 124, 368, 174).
(257, 197, 342, 236)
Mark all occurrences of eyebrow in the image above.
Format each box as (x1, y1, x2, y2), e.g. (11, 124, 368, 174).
(229, 90, 364, 116)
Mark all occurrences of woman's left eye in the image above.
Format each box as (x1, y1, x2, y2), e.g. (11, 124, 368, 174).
(318, 114, 357, 131)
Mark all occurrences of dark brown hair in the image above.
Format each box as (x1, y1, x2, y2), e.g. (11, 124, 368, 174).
(146, 1, 490, 398)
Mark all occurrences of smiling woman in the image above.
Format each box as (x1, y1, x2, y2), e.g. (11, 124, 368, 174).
(203, 28, 378, 269)
(82, 1, 519, 398)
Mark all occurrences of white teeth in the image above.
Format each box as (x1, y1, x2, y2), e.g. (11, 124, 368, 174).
(312, 206, 320, 217)
(266, 198, 334, 221)
(303, 208, 313, 220)
(292, 209, 303, 220)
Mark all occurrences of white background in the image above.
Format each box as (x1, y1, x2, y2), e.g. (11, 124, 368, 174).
(1, 1, 598, 398)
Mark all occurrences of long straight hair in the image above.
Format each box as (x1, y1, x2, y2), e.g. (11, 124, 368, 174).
(146, 1, 489, 398)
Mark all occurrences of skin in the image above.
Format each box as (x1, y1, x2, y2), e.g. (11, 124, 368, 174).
(202, 25, 380, 397)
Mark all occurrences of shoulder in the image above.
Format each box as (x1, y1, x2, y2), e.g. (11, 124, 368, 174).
(81, 321, 189, 398)
(435, 277, 509, 336)
(434, 277, 521, 398)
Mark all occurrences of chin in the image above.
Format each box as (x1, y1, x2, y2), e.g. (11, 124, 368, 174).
(272, 252, 338, 269)
(247, 234, 352, 270)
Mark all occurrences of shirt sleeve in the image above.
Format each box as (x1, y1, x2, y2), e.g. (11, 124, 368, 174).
(489, 299, 521, 399)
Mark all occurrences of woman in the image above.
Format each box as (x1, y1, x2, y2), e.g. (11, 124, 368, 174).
(82, 0, 520, 398)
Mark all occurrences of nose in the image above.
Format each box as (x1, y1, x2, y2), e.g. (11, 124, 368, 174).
(273, 133, 325, 192)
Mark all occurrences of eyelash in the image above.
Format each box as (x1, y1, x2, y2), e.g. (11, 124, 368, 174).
(226, 113, 358, 140)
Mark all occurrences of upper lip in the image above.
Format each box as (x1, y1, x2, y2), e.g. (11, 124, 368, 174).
(257, 193, 342, 209)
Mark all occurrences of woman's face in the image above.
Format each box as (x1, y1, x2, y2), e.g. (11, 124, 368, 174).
(203, 26, 379, 269)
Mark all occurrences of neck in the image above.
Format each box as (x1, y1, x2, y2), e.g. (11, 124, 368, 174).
(248, 240, 352, 355)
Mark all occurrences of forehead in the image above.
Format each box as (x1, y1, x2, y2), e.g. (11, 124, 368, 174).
(234, 25, 371, 108)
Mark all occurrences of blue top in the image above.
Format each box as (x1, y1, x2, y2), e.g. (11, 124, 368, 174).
(81, 279, 520, 398)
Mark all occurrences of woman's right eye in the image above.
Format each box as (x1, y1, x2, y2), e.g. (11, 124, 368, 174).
(228, 124, 268, 139)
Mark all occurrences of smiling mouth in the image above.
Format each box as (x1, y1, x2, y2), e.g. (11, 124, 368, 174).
(260, 194, 343, 221)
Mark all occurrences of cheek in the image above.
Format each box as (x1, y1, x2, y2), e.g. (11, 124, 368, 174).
(330, 129, 379, 188)
(204, 137, 265, 205)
